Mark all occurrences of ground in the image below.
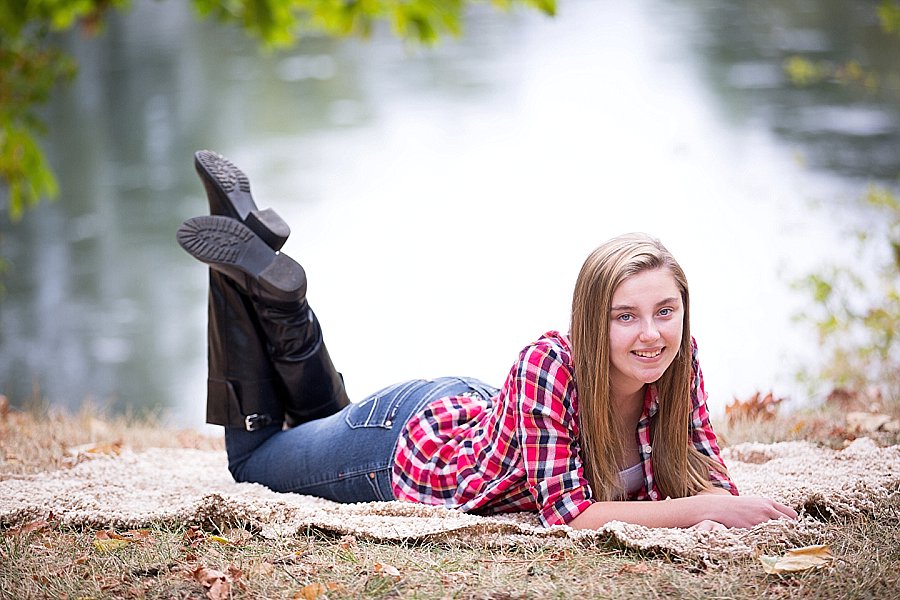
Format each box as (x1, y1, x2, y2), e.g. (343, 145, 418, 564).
(0, 396, 897, 599)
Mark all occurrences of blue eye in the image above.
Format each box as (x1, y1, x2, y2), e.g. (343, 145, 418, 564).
(659, 308, 672, 317)
(618, 314, 633, 322)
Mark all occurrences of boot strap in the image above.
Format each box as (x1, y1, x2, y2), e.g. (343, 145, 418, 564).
(207, 377, 284, 429)
(244, 413, 275, 431)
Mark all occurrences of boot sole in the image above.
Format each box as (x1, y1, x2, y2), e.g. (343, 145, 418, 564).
(177, 216, 305, 299)
(194, 150, 291, 250)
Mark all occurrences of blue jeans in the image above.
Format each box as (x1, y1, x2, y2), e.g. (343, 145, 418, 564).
(225, 376, 498, 503)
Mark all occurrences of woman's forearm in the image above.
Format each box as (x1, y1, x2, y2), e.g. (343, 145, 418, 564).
(568, 493, 798, 530)
(568, 497, 704, 530)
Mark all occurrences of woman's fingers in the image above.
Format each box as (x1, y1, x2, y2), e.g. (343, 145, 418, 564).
(774, 501, 799, 520)
(691, 519, 726, 531)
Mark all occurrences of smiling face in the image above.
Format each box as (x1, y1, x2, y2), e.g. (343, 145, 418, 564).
(607, 268, 684, 402)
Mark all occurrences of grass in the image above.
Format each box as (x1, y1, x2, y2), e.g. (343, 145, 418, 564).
(1, 397, 898, 599)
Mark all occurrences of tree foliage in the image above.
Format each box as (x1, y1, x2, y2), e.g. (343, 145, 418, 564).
(793, 187, 900, 405)
(785, 1, 900, 407)
(0, 0, 555, 221)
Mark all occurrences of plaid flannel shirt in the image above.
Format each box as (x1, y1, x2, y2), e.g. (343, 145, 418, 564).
(391, 331, 737, 527)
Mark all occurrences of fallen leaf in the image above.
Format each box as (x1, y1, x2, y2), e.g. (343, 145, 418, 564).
(297, 582, 342, 599)
(618, 563, 653, 575)
(726, 391, 783, 425)
(126, 529, 156, 543)
(183, 526, 206, 548)
(9, 518, 50, 537)
(339, 535, 357, 550)
(191, 565, 234, 600)
(374, 562, 400, 576)
(223, 528, 253, 545)
(227, 565, 243, 581)
(66, 440, 123, 457)
(207, 535, 231, 545)
(248, 561, 275, 576)
(373, 562, 401, 579)
(295, 582, 327, 600)
(549, 549, 573, 561)
(760, 544, 833, 574)
(93, 538, 130, 552)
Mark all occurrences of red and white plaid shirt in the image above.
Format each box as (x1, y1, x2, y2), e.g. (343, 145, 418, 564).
(391, 331, 737, 527)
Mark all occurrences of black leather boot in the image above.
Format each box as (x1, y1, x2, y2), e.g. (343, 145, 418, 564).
(194, 150, 290, 250)
(195, 150, 290, 429)
(178, 215, 350, 428)
(206, 275, 285, 430)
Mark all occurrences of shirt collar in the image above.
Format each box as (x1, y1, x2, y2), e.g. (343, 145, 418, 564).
(642, 384, 660, 421)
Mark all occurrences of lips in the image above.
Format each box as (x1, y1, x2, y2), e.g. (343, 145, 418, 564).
(632, 348, 663, 359)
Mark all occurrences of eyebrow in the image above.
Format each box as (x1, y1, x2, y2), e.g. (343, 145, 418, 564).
(610, 297, 680, 312)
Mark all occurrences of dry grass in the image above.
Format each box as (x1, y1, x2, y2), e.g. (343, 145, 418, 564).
(0, 399, 898, 599)
(0, 398, 222, 480)
(719, 390, 900, 449)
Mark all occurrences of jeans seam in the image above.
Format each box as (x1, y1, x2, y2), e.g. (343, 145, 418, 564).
(286, 464, 391, 497)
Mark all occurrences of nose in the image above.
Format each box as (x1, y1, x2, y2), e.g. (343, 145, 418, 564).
(639, 319, 660, 342)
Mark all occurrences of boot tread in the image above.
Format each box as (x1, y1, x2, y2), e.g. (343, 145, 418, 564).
(195, 150, 251, 194)
(177, 216, 305, 300)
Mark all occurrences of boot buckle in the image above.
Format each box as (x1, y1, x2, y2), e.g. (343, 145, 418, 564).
(244, 413, 272, 431)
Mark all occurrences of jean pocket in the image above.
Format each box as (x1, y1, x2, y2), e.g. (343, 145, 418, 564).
(344, 380, 425, 429)
(456, 376, 500, 401)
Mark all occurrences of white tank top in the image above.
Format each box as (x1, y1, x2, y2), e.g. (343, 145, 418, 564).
(618, 462, 644, 497)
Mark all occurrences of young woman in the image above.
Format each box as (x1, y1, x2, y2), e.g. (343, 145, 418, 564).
(178, 150, 798, 531)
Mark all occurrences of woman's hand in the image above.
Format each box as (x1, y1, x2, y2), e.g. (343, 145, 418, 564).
(686, 494, 798, 529)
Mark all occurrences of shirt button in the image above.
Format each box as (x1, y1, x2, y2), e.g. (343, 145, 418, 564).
(649, 491, 658, 500)
(642, 444, 653, 455)
(385, 420, 393, 427)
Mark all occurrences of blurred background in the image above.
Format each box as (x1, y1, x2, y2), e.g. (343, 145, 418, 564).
(0, 0, 897, 430)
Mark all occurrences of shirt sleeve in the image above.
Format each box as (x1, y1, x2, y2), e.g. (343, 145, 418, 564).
(689, 339, 739, 495)
(510, 339, 594, 526)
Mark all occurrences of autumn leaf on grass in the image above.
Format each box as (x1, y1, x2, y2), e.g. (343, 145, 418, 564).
(93, 530, 131, 552)
(726, 391, 783, 425)
(191, 564, 243, 600)
(183, 525, 206, 548)
(8, 518, 51, 537)
(92, 528, 156, 552)
(759, 544, 834, 574)
(124, 529, 156, 543)
(618, 563, 654, 575)
(373, 562, 402, 580)
(295, 582, 343, 600)
(67, 440, 123, 457)
(362, 561, 403, 594)
(207, 535, 232, 545)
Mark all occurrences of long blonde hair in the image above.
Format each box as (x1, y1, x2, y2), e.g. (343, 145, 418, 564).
(570, 233, 726, 500)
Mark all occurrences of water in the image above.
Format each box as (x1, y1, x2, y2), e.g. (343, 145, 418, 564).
(1, 0, 897, 429)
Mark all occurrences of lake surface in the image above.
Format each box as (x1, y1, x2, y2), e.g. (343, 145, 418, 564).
(1, 0, 897, 429)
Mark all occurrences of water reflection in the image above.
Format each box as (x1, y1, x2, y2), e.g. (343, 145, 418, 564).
(0, 0, 897, 428)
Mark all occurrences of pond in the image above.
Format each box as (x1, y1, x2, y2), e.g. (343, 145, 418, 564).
(1, 0, 897, 429)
